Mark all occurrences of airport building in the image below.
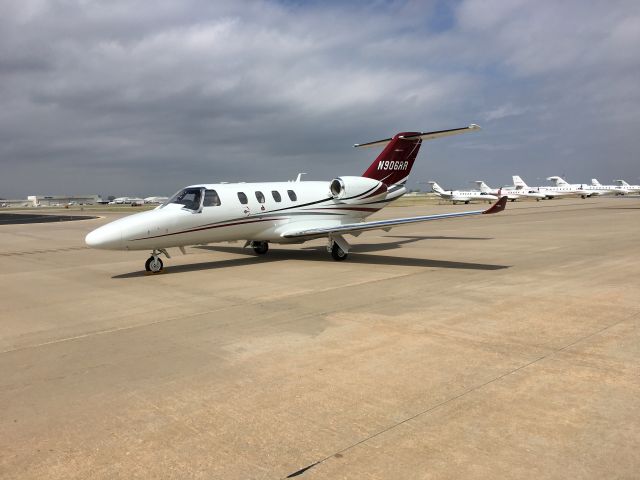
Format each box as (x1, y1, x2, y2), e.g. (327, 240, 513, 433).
(0, 195, 102, 208)
(27, 195, 102, 206)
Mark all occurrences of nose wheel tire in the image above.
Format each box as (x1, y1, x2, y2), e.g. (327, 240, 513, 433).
(331, 243, 348, 261)
(145, 256, 164, 273)
(252, 241, 269, 255)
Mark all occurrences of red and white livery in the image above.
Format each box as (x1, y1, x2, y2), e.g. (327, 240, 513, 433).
(86, 124, 507, 272)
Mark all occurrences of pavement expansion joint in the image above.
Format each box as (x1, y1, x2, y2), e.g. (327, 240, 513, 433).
(282, 311, 637, 478)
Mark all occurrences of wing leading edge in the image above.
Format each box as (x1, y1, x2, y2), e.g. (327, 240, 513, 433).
(281, 196, 508, 239)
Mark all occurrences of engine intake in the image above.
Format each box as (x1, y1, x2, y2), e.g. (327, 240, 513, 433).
(329, 176, 387, 202)
(330, 178, 346, 198)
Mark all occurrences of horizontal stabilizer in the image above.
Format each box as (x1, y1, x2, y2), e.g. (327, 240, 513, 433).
(547, 176, 569, 186)
(354, 124, 480, 149)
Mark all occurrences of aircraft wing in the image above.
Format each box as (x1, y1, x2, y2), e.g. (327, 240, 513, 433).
(281, 196, 507, 239)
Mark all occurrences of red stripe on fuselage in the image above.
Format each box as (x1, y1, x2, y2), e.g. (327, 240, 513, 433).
(131, 217, 289, 241)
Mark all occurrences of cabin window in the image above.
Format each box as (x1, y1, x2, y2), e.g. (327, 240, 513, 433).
(272, 191, 282, 202)
(287, 190, 297, 201)
(255, 191, 265, 203)
(203, 189, 221, 207)
(164, 187, 203, 211)
(237, 192, 248, 204)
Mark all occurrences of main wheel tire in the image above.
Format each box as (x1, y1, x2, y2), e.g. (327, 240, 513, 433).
(145, 256, 163, 273)
(252, 241, 269, 255)
(331, 243, 348, 261)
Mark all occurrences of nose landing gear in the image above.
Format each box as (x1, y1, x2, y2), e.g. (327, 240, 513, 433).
(145, 248, 170, 273)
(145, 256, 163, 273)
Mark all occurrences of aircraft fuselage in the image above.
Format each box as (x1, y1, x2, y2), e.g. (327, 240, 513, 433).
(86, 180, 404, 251)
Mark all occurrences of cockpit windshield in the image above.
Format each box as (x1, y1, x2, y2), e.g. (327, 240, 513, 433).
(162, 187, 203, 211)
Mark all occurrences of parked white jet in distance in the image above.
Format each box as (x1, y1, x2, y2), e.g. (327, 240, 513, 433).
(613, 179, 640, 194)
(511, 175, 564, 200)
(509, 177, 547, 200)
(518, 176, 583, 199)
(144, 196, 169, 204)
(574, 179, 616, 197)
(429, 181, 498, 204)
(86, 124, 508, 273)
(109, 197, 144, 205)
(589, 179, 634, 195)
(474, 180, 545, 202)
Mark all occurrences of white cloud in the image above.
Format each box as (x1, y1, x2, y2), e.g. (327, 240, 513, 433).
(0, 0, 639, 196)
(483, 103, 528, 122)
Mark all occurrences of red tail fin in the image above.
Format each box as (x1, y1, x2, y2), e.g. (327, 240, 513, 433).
(361, 133, 422, 186)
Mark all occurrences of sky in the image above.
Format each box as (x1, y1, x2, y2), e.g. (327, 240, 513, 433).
(1, 0, 639, 198)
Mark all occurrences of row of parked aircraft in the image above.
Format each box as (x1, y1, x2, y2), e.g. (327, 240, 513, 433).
(108, 196, 169, 205)
(430, 177, 640, 204)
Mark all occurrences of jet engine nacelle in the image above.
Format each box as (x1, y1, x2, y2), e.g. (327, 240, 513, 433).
(329, 176, 387, 203)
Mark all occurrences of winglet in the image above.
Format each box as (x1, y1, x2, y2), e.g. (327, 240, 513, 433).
(482, 196, 508, 214)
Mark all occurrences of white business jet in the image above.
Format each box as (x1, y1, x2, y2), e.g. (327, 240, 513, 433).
(589, 179, 631, 195)
(474, 180, 545, 201)
(144, 196, 170, 204)
(429, 181, 498, 204)
(109, 196, 144, 205)
(508, 179, 546, 200)
(86, 125, 507, 273)
(613, 179, 640, 194)
(573, 179, 616, 197)
(521, 176, 583, 199)
(512, 175, 556, 199)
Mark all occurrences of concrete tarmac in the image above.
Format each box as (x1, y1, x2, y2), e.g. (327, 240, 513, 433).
(0, 198, 638, 479)
(0, 213, 97, 225)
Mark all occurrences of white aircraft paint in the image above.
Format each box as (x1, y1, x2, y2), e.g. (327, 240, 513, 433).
(86, 125, 508, 273)
(475, 180, 545, 201)
(428, 181, 497, 204)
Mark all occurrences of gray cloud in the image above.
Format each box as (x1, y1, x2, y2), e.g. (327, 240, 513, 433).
(1, 0, 639, 198)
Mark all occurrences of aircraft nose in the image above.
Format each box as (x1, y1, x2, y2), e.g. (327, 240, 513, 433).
(85, 224, 123, 249)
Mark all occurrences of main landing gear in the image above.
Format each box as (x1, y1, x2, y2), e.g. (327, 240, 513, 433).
(328, 235, 350, 261)
(251, 241, 269, 255)
(331, 243, 348, 261)
(145, 249, 170, 273)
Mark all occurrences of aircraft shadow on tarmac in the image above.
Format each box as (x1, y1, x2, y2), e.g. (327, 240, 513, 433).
(113, 235, 507, 278)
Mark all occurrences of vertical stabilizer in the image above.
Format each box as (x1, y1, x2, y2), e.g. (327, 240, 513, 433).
(428, 181, 445, 194)
(474, 181, 492, 193)
(361, 133, 423, 186)
(512, 175, 529, 188)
